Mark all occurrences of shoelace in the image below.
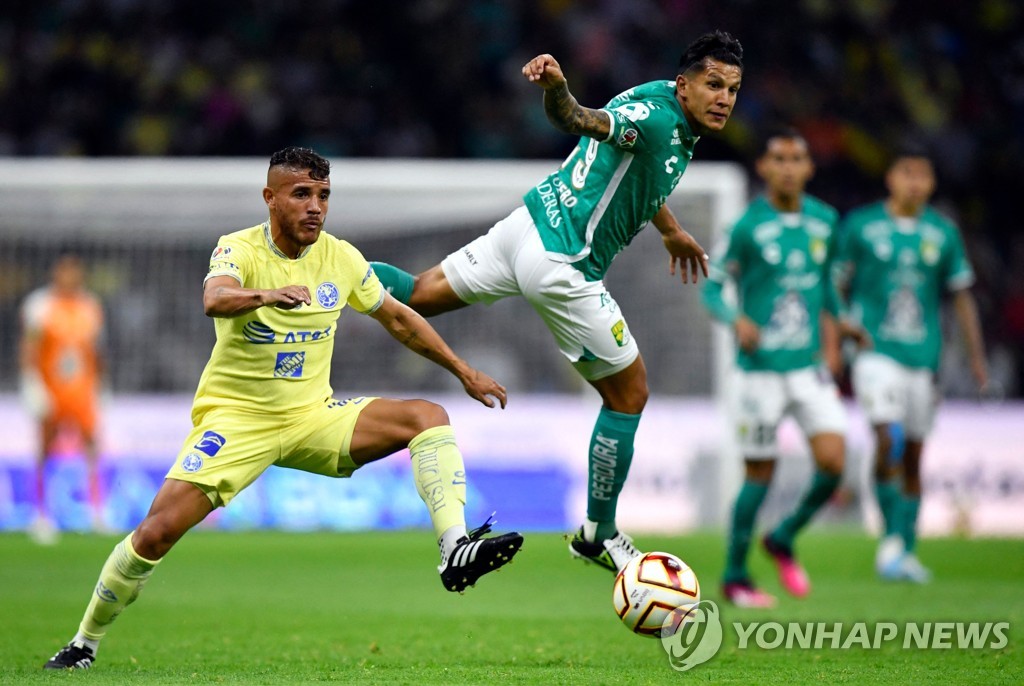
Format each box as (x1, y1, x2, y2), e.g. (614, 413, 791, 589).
(466, 512, 497, 541)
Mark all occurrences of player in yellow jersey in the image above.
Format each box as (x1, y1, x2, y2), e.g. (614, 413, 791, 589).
(44, 147, 523, 671)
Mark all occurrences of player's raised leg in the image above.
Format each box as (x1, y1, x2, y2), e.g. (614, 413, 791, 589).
(349, 398, 522, 592)
(44, 478, 214, 670)
(763, 432, 843, 598)
(569, 356, 646, 573)
(370, 262, 469, 317)
(722, 459, 777, 608)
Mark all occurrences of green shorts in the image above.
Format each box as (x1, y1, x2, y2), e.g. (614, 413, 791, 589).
(166, 397, 378, 507)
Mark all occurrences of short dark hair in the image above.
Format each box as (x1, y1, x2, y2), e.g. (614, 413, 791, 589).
(760, 126, 807, 155)
(269, 147, 330, 181)
(888, 140, 932, 169)
(678, 31, 743, 75)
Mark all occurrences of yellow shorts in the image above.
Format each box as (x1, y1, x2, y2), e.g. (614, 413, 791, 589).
(166, 397, 378, 507)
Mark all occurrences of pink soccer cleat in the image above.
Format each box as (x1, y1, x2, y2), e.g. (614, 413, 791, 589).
(722, 580, 777, 608)
(762, 534, 810, 598)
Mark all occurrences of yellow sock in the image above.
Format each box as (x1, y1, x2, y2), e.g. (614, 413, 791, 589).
(409, 425, 467, 540)
(79, 533, 160, 640)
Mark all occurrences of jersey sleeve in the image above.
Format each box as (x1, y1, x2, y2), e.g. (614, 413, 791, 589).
(601, 99, 675, 153)
(20, 289, 49, 333)
(701, 223, 746, 324)
(942, 225, 975, 292)
(340, 242, 385, 314)
(204, 236, 252, 286)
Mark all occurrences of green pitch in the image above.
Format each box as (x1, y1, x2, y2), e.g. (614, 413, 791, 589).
(1, 531, 1021, 685)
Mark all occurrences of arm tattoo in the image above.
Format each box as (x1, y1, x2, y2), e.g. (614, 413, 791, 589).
(401, 330, 420, 348)
(544, 85, 610, 139)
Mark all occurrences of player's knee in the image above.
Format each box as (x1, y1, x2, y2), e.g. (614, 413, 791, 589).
(819, 451, 844, 476)
(603, 378, 648, 414)
(132, 517, 183, 560)
(407, 399, 450, 434)
(744, 460, 775, 483)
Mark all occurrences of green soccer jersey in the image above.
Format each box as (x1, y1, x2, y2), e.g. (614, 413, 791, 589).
(702, 194, 841, 372)
(523, 80, 699, 281)
(835, 202, 974, 371)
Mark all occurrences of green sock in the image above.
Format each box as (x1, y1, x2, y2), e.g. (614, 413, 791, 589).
(724, 480, 769, 584)
(875, 479, 902, 537)
(586, 407, 640, 540)
(901, 495, 921, 553)
(369, 262, 414, 304)
(771, 470, 841, 549)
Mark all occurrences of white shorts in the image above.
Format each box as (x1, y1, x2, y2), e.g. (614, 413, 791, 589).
(441, 206, 639, 380)
(734, 366, 847, 459)
(852, 352, 938, 439)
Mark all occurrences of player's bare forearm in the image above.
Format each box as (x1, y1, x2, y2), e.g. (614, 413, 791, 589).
(523, 54, 609, 139)
(654, 205, 709, 283)
(542, 85, 610, 138)
(953, 289, 989, 386)
(203, 276, 310, 317)
(381, 303, 467, 374)
(372, 295, 507, 408)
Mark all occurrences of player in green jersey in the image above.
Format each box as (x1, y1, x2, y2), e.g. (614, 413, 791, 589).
(370, 31, 742, 574)
(44, 148, 523, 671)
(835, 147, 988, 584)
(703, 130, 850, 607)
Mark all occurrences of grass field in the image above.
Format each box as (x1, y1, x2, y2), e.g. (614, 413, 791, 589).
(1, 530, 1021, 685)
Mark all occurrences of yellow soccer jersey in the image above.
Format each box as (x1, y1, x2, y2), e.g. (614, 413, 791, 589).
(193, 222, 384, 417)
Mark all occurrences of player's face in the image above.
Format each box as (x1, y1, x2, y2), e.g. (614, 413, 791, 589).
(886, 157, 935, 210)
(264, 167, 331, 257)
(757, 137, 814, 198)
(676, 59, 742, 135)
(51, 257, 85, 294)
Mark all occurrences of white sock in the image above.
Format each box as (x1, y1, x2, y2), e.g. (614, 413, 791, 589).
(72, 631, 100, 655)
(582, 518, 600, 543)
(439, 524, 467, 562)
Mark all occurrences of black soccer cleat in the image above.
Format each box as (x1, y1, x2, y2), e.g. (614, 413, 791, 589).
(43, 641, 96, 670)
(568, 527, 641, 573)
(439, 516, 523, 592)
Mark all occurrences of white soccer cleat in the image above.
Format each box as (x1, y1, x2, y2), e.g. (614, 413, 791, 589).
(875, 534, 904, 580)
(28, 515, 59, 546)
(898, 553, 933, 584)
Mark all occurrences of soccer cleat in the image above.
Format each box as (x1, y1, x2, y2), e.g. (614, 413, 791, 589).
(722, 580, 777, 609)
(43, 641, 95, 670)
(762, 534, 810, 598)
(439, 516, 523, 592)
(898, 553, 932, 584)
(569, 528, 642, 573)
(876, 534, 906, 580)
(28, 515, 59, 546)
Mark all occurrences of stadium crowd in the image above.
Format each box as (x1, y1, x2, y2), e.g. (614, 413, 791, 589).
(1, 0, 1021, 396)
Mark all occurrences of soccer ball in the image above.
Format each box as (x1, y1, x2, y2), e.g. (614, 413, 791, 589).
(613, 551, 700, 637)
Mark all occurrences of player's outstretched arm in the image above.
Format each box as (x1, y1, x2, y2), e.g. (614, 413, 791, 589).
(369, 294, 507, 409)
(651, 204, 709, 284)
(952, 289, 989, 391)
(522, 53, 610, 140)
(203, 275, 311, 317)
